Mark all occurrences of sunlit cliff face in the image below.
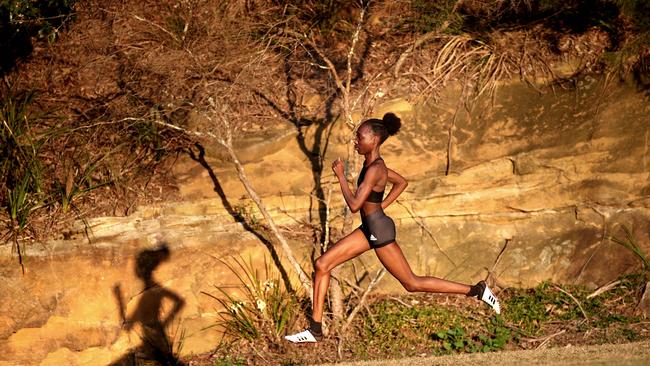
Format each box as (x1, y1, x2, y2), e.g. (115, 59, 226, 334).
(1, 74, 649, 365)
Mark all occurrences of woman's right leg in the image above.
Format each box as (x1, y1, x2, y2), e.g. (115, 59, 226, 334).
(312, 228, 370, 323)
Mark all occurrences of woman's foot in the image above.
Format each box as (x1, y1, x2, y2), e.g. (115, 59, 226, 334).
(285, 317, 323, 343)
(284, 329, 321, 343)
(470, 280, 501, 314)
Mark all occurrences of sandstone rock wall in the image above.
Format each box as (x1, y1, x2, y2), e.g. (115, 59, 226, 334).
(1, 76, 649, 365)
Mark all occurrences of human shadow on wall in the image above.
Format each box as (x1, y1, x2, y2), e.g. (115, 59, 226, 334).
(110, 243, 186, 366)
(188, 144, 293, 293)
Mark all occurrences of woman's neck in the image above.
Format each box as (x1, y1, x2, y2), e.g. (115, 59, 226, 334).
(364, 149, 381, 166)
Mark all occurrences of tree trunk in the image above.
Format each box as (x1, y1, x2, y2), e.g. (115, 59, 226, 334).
(224, 143, 314, 300)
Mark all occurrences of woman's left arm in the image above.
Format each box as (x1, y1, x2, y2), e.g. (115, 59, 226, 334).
(381, 167, 408, 210)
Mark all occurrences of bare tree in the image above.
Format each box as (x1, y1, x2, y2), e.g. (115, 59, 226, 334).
(205, 99, 314, 298)
(146, 99, 315, 299)
(272, 1, 392, 324)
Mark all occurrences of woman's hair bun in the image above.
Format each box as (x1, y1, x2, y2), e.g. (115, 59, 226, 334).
(382, 113, 401, 136)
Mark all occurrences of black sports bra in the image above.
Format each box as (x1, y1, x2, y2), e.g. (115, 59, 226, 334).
(357, 158, 385, 204)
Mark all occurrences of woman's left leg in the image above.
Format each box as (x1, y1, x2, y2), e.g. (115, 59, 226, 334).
(374, 242, 470, 294)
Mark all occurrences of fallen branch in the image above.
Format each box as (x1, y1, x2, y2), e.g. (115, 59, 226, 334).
(523, 329, 566, 349)
(342, 277, 364, 293)
(388, 296, 413, 308)
(553, 285, 588, 320)
(133, 14, 180, 44)
(341, 268, 386, 333)
(538, 330, 566, 349)
(587, 280, 621, 299)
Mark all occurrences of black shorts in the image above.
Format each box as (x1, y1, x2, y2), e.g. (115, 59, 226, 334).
(359, 210, 396, 249)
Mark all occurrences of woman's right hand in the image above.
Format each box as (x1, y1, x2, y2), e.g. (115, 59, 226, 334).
(332, 158, 345, 178)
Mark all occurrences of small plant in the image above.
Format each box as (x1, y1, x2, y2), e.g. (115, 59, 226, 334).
(502, 283, 553, 335)
(608, 224, 650, 270)
(432, 323, 510, 354)
(233, 200, 260, 228)
(433, 326, 474, 353)
(6, 171, 39, 231)
(410, 0, 463, 34)
(133, 118, 165, 161)
(204, 255, 298, 341)
(1, 0, 77, 50)
(1, 89, 43, 194)
(213, 356, 246, 366)
(478, 317, 512, 352)
(5, 171, 39, 273)
(1, 88, 45, 271)
(169, 320, 187, 364)
(52, 156, 111, 213)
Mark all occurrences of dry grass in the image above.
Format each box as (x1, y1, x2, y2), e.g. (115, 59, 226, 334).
(2, 0, 647, 259)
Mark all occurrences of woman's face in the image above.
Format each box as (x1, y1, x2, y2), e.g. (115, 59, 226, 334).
(354, 123, 377, 155)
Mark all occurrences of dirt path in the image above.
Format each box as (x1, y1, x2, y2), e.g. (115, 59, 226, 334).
(323, 341, 650, 366)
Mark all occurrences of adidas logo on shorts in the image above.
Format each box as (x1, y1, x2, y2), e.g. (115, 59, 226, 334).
(369, 234, 377, 241)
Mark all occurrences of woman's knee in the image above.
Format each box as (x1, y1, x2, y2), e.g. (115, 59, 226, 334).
(314, 256, 331, 274)
(401, 276, 421, 292)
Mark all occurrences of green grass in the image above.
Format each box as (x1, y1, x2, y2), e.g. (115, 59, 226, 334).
(213, 358, 246, 366)
(358, 296, 513, 356)
(52, 155, 112, 214)
(0, 84, 183, 270)
(354, 272, 648, 357)
(1, 88, 46, 270)
(197, 254, 648, 365)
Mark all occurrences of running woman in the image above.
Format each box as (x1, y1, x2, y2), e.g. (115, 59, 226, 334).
(285, 113, 500, 343)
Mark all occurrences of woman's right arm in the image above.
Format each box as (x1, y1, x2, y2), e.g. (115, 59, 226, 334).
(333, 158, 377, 213)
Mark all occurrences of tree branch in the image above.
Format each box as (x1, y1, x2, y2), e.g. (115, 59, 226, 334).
(341, 268, 385, 333)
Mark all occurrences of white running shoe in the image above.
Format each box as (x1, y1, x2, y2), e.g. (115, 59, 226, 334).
(479, 281, 501, 314)
(284, 329, 319, 343)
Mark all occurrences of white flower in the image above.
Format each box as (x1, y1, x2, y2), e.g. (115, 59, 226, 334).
(263, 280, 275, 292)
(230, 301, 245, 314)
(256, 299, 267, 313)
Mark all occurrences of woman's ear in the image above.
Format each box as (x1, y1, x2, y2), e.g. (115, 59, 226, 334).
(372, 133, 380, 146)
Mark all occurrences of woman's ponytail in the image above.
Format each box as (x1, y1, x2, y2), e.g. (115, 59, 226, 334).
(382, 113, 401, 136)
(364, 113, 401, 144)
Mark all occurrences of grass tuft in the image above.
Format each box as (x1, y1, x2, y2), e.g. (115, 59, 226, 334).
(608, 224, 650, 270)
(203, 255, 299, 341)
